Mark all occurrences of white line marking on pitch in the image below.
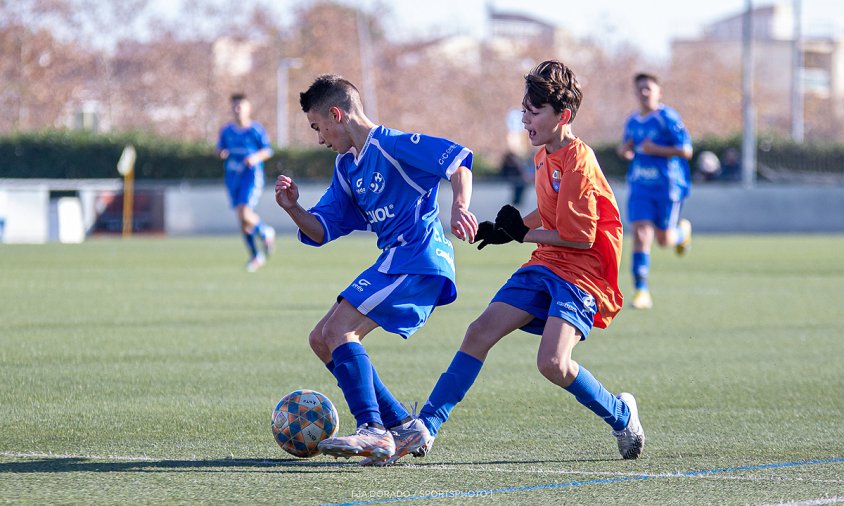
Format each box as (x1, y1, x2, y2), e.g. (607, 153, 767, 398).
(399, 464, 844, 484)
(760, 498, 844, 506)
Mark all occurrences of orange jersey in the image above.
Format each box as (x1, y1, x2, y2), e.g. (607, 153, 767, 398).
(524, 138, 624, 328)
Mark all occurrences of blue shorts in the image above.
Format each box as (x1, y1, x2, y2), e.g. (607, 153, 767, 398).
(627, 192, 683, 231)
(339, 265, 451, 338)
(225, 166, 264, 209)
(491, 265, 597, 339)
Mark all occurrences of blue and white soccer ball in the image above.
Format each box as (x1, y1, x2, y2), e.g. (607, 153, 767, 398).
(272, 389, 339, 458)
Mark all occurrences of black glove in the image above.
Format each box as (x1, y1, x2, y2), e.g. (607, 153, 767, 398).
(495, 205, 529, 243)
(474, 221, 513, 250)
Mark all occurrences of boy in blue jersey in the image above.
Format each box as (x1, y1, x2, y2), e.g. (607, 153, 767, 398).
(216, 93, 276, 272)
(617, 73, 693, 309)
(274, 74, 479, 463)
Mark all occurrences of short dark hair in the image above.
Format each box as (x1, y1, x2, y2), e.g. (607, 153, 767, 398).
(230, 93, 247, 102)
(523, 60, 583, 123)
(299, 74, 363, 114)
(634, 73, 659, 85)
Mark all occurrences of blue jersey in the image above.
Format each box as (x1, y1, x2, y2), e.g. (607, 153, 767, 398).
(622, 105, 692, 201)
(216, 122, 272, 173)
(299, 125, 473, 305)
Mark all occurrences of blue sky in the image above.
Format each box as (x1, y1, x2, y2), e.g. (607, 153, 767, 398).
(377, 0, 843, 60)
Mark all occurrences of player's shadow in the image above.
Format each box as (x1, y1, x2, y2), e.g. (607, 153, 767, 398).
(1, 455, 624, 474)
(0, 457, 353, 474)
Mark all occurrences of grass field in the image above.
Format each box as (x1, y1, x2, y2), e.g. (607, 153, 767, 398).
(1, 234, 843, 505)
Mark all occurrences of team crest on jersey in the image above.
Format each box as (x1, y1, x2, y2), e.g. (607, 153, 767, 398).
(551, 169, 561, 192)
(368, 172, 386, 194)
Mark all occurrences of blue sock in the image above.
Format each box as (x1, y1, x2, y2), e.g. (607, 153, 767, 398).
(243, 231, 259, 259)
(632, 252, 650, 290)
(253, 220, 266, 240)
(419, 351, 483, 437)
(564, 366, 629, 431)
(325, 360, 408, 428)
(371, 367, 410, 428)
(331, 342, 382, 428)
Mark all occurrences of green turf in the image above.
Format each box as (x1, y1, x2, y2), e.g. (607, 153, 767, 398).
(1, 234, 842, 505)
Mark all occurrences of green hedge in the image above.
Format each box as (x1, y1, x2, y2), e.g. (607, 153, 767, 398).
(0, 130, 496, 181)
(0, 131, 218, 180)
(756, 136, 844, 174)
(1, 130, 841, 182)
(596, 135, 844, 181)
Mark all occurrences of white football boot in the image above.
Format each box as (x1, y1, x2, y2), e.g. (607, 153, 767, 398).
(612, 392, 645, 460)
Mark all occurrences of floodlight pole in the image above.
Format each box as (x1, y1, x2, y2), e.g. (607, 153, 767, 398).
(791, 0, 804, 143)
(741, 0, 757, 188)
(276, 57, 303, 148)
(357, 10, 378, 121)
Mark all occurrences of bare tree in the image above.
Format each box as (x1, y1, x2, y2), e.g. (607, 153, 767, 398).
(0, 22, 96, 131)
(6, 0, 844, 161)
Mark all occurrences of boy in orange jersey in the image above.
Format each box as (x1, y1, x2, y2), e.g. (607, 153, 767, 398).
(376, 60, 644, 465)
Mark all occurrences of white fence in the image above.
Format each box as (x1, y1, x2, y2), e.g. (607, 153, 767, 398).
(2, 179, 843, 243)
(0, 179, 121, 243)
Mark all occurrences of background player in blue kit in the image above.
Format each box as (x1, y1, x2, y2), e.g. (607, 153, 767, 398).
(217, 93, 276, 272)
(274, 74, 478, 463)
(617, 73, 693, 309)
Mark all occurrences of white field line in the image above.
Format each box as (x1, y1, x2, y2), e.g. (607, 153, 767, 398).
(760, 498, 844, 506)
(399, 464, 844, 484)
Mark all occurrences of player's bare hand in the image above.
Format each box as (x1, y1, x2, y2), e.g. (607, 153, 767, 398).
(617, 141, 634, 161)
(451, 206, 478, 243)
(275, 175, 299, 210)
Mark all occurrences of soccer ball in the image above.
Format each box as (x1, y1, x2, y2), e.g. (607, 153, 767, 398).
(272, 389, 339, 458)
